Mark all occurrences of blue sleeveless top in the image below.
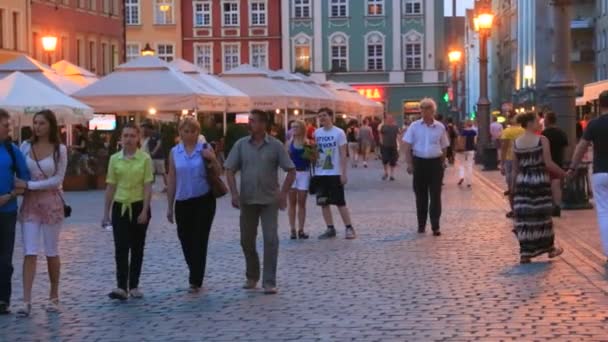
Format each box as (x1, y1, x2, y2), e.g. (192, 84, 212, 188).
(289, 141, 309, 171)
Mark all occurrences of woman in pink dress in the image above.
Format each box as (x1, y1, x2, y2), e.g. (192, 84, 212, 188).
(14, 110, 67, 317)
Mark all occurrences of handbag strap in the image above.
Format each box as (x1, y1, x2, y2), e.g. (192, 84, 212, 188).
(30, 144, 67, 206)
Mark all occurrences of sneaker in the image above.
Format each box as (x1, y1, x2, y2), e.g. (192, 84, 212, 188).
(345, 227, 357, 240)
(242, 279, 257, 290)
(129, 288, 144, 299)
(263, 287, 278, 295)
(389, 176, 395, 181)
(432, 230, 441, 236)
(382, 174, 388, 181)
(318, 228, 337, 240)
(108, 288, 128, 301)
(15, 303, 31, 318)
(0, 301, 9, 315)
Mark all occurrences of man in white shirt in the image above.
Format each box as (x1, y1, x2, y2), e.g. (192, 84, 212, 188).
(403, 98, 450, 236)
(490, 116, 503, 149)
(314, 108, 356, 240)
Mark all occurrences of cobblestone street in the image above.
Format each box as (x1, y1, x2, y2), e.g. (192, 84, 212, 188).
(2, 162, 608, 341)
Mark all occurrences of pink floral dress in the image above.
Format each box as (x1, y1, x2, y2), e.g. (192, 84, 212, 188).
(19, 143, 68, 225)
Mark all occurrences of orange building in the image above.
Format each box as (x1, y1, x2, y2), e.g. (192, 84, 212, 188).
(0, 0, 31, 63)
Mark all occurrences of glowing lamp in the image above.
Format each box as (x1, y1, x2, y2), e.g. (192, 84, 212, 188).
(141, 43, 155, 56)
(42, 36, 58, 52)
(148, 108, 157, 115)
(448, 50, 462, 64)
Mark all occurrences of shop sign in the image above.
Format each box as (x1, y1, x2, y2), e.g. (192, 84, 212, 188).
(352, 86, 385, 101)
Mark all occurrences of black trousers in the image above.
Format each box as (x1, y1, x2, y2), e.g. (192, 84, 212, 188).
(175, 193, 216, 288)
(412, 157, 444, 230)
(0, 212, 16, 305)
(112, 201, 150, 291)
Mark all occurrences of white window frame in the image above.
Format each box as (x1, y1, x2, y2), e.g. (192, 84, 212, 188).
(293, 0, 311, 19)
(366, 0, 384, 16)
(403, 0, 423, 15)
(156, 43, 175, 62)
(125, 0, 140, 25)
(365, 31, 384, 71)
(249, 42, 268, 68)
(193, 1, 212, 27)
(249, 0, 267, 26)
(222, 42, 241, 72)
(329, 0, 348, 18)
(329, 32, 348, 72)
(292, 33, 312, 73)
(126, 42, 141, 62)
(222, 0, 239, 26)
(194, 43, 214, 73)
(403, 30, 424, 70)
(154, 0, 174, 25)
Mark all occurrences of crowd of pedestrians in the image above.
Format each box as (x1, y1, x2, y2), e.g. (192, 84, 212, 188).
(1, 92, 608, 315)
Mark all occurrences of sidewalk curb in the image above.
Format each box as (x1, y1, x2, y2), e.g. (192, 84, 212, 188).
(473, 168, 608, 294)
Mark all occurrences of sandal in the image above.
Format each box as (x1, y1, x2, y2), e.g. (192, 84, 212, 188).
(298, 230, 309, 239)
(290, 231, 297, 240)
(46, 298, 60, 313)
(548, 247, 564, 258)
(16, 302, 31, 318)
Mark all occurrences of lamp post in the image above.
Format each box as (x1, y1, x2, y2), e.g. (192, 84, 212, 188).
(141, 43, 155, 56)
(41, 35, 58, 65)
(473, 0, 497, 170)
(448, 50, 462, 120)
(547, 0, 592, 209)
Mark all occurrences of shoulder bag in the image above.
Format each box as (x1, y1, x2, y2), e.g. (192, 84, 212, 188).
(30, 145, 72, 218)
(203, 143, 228, 198)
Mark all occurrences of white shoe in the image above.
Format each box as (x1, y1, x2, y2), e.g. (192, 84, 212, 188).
(16, 302, 31, 318)
(129, 288, 144, 299)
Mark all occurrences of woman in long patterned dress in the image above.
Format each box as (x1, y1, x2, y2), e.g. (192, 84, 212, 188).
(512, 113, 567, 264)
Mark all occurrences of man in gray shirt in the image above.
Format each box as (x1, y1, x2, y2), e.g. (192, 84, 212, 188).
(225, 110, 296, 294)
(380, 115, 400, 181)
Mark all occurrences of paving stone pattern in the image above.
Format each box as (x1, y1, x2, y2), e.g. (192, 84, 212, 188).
(2, 163, 608, 341)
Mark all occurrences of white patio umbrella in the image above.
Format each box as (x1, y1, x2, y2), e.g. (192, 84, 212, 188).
(293, 72, 341, 112)
(170, 58, 250, 113)
(52, 60, 98, 88)
(322, 81, 361, 114)
(0, 72, 94, 127)
(0, 55, 83, 94)
(267, 70, 320, 111)
(73, 56, 226, 114)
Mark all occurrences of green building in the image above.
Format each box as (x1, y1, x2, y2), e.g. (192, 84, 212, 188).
(280, 0, 448, 119)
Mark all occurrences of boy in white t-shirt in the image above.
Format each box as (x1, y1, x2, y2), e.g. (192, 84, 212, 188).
(313, 108, 356, 239)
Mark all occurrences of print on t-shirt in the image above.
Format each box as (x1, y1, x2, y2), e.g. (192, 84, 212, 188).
(314, 126, 347, 176)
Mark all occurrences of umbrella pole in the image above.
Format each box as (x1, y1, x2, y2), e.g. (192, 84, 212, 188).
(223, 111, 227, 136)
(284, 107, 288, 135)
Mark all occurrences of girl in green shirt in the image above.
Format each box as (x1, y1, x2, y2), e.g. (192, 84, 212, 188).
(102, 124, 153, 300)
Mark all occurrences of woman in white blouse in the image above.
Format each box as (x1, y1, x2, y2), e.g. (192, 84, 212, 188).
(14, 110, 68, 317)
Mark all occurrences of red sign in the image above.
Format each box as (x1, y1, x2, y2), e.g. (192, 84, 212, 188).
(352, 86, 384, 101)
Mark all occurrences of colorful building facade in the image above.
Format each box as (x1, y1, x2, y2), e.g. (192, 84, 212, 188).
(0, 0, 30, 63)
(181, 0, 282, 74)
(31, 0, 124, 75)
(125, 0, 182, 63)
(281, 0, 448, 117)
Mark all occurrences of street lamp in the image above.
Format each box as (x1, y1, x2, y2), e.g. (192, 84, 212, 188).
(473, 0, 497, 170)
(448, 50, 462, 118)
(141, 43, 155, 56)
(41, 35, 58, 65)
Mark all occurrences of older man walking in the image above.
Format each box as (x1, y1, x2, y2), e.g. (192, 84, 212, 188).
(403, 98, 450, 236)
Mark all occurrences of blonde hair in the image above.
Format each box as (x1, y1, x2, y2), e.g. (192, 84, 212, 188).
(420, 97, 437, 112)
(178, 117, 201, 132)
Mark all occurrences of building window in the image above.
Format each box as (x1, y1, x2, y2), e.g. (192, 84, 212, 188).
(330, 0, 347, 17)
(111, 44, 117, 71)
(157, 44, 175, 62)
(250, 1, 267, 26)
(367, 0, 384, 16)
(405, 43, 422, 69)
(223, 43, 240, 72)
(222, 1, 239, 26)
(88, 41, 96, 72)
(76, 38, 84, 66)
(11, 12, 17, 50)
(194, 43, 213, 73)
(103, 0, 111, 13)
(250, 42, 268, 68)
(366, 32, 384, 71)
(404, 0, 422, 15)
(126, 43, 140, 62)
(125, 0, 140, 25)
(88, 0, 96, 11)
(78, 0, 85, 9)
(330, 33, 348, 72)
(101, 43, 108, 75)
(60, 36, 68, 60)
(194, 1, 212, 27)
(293, 0, 311, 18)
(155, 0, 174, 25)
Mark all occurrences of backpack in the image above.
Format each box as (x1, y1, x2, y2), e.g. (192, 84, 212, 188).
(3, 140, 17, 175)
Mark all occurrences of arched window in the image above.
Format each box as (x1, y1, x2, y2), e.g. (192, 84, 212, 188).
(403, 30, 423, 70)
(365, 32, 384, 71)
(330, 33, 348, 72)
(293, 33, 312, 73)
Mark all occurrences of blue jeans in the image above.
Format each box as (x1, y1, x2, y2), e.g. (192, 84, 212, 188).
(0, 212, 17, 305)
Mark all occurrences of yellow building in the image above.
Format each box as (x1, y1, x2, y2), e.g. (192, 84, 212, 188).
(126, 0, 182, 62)
(0, 0, 30, 63)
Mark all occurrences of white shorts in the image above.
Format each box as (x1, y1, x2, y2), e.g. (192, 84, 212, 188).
(292, 171, 311, 191)
(21, 222, 62, 257)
